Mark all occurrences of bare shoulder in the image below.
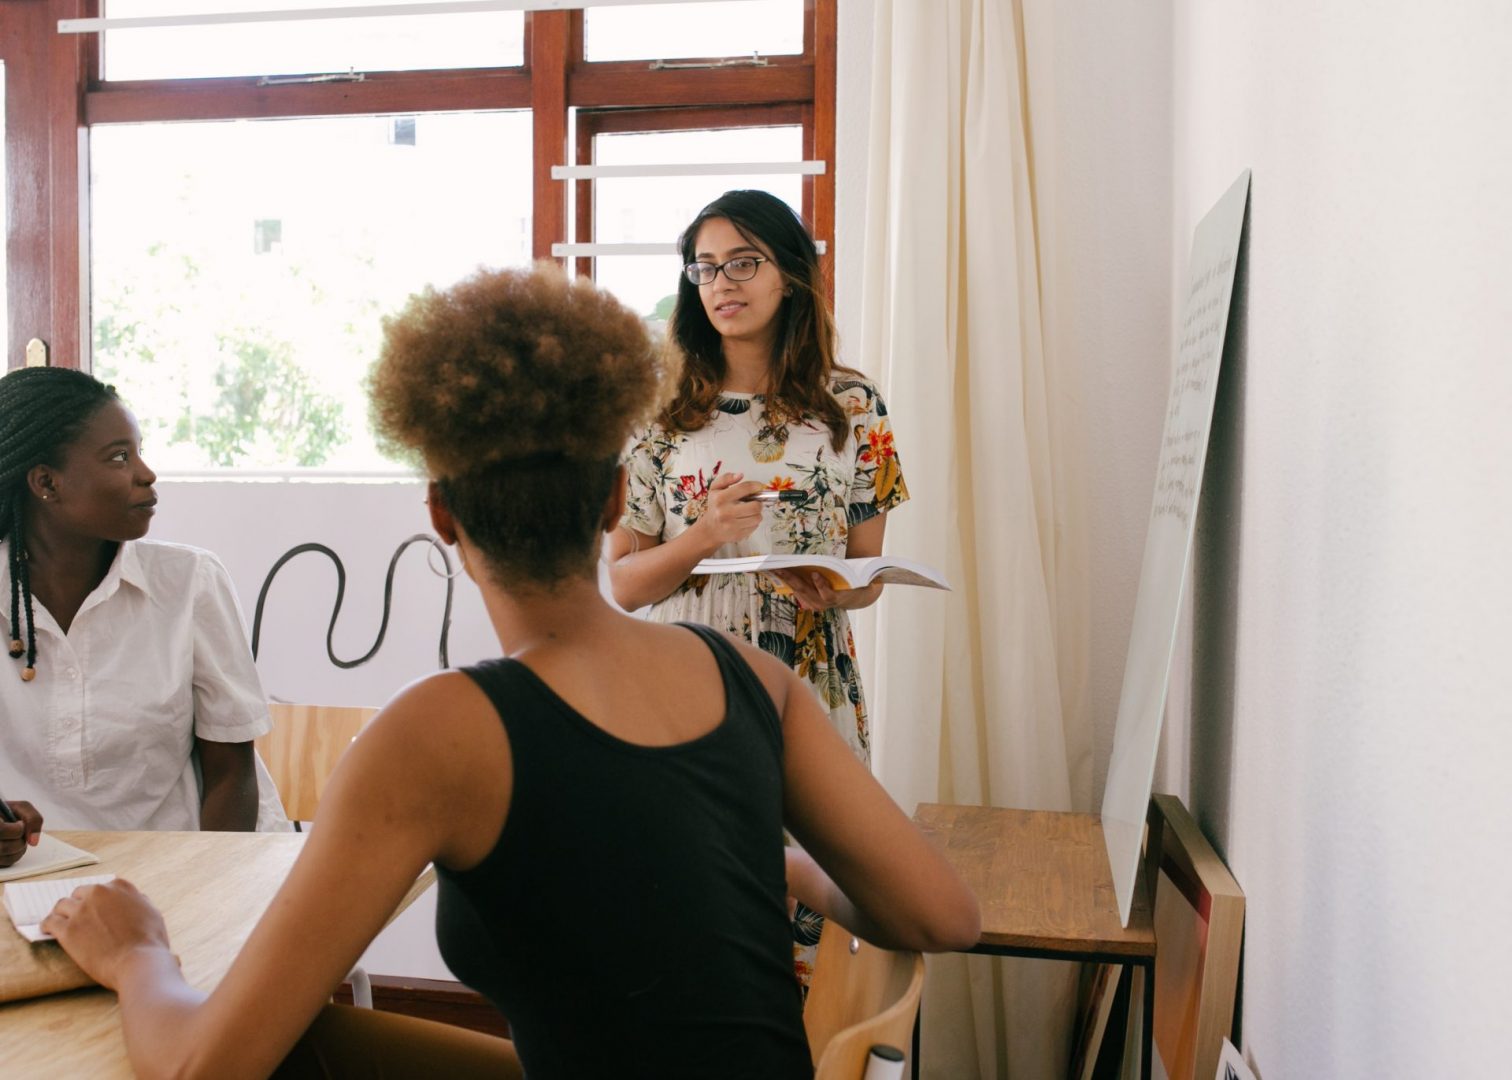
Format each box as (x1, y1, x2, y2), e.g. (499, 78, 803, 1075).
(358, 669, 505, 765)
(714, 630, 794, 716)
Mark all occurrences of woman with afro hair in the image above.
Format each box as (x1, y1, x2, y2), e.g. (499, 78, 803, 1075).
(41, 263, 976, 1079)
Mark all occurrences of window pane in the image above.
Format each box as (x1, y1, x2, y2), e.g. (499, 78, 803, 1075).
(588, 125, 804, 323)
(584, 1, 802, 63)
(102, 0, 523, 81)
(90, 113, 532, 471)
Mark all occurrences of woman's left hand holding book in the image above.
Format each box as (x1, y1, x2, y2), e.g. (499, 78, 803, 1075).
(0, 797, 45, 868)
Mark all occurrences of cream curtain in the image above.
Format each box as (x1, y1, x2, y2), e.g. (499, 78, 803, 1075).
(852, 0, 1091, 1075)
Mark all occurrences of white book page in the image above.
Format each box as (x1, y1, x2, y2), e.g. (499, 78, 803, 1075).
(3, 874, 116, 941)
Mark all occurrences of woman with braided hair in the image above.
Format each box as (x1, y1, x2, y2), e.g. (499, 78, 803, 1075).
(0, 366, 286, 837)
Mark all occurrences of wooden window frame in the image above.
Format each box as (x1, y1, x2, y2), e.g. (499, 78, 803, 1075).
(2, 0, 835, 370)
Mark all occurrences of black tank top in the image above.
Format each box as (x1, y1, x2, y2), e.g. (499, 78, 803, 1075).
(435, 623, 812, 1079)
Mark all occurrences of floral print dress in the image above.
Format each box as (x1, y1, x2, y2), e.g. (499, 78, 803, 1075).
(621, 376, 909, 766)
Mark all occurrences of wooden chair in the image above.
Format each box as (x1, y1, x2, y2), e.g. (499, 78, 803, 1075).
(804, 919, 924, 1080)
(1141, 793, 1246, 1080)
(255, 703, 377, 825)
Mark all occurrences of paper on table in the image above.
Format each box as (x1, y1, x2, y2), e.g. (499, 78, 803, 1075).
(0, 832, 101, 884)
(3, 874, 116, 942)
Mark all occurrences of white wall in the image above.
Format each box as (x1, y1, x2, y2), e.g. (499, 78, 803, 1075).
(151, 479, 497, 710)
(1163, 3, 1512, 1077)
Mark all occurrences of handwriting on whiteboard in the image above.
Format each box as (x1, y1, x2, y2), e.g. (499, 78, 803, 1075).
(1152, 253, 1235, 526)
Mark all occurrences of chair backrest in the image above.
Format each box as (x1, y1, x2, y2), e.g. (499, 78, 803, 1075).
(1144, 793, 1246, 1080)
(803, 919, 925, 1080)
(255, 703, 377, 822)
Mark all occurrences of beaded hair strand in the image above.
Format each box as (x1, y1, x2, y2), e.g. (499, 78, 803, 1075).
(6, 504, 22, 660)
(0, 367, 121, 683)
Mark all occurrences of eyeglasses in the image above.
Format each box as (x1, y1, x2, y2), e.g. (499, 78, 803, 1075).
(684, 255, 769, 286)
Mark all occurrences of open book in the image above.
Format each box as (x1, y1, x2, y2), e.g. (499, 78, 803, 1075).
(4, 874, 115, 942)
(692, 553, 950, 591)
(0, 833, 101, 884)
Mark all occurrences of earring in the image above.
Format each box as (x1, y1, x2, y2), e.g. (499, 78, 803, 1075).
(426, 541, 466, 580)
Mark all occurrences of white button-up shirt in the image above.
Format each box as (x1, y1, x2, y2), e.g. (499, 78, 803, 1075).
(0, 539, 286, 830)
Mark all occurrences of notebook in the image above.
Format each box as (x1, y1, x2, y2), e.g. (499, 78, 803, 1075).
(3, 874, 116, 942)
(0, 833, 101, 884)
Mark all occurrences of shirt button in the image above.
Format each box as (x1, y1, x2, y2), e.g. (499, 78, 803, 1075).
(66, 667, 79, 679)
(61, 716, 75, 728)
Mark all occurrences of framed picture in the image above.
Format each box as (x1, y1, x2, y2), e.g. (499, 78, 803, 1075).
(1145, 795, 1246, 1080)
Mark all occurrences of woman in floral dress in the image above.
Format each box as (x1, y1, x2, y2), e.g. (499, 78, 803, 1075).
(606, 190, 908, 982)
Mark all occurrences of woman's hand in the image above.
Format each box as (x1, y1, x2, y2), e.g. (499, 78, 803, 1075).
(769, 570, 882, 612)
(692, 471, 767, 551)
(0, 800, 44, 868)
(41, 878, 175, 991)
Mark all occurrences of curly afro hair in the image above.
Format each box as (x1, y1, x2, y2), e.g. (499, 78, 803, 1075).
(371, 262, 673, 474)
(369, 263, 677, 587)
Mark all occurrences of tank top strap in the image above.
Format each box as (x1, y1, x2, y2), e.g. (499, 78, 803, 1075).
(676, 621, 784, 754)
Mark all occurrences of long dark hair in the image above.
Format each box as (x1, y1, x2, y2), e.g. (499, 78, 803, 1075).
(0, 367, 121, 680)
(662, 190, 856, 452)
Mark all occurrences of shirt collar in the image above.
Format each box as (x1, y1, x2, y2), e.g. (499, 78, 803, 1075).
(80, 540, 152, 615)
(0, 539, 154, 626)
(114, 540, 150, 595)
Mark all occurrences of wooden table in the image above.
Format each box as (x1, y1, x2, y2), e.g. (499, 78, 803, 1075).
(0, 831, 432, 1078)
(913, 804, 1157, 1079)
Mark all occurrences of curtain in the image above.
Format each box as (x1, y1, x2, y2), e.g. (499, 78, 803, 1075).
(852, 0, 1091, 1074)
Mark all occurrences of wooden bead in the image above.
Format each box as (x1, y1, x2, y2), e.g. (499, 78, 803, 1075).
(21, 666, 37, 682)
(8, 639, 22, 658)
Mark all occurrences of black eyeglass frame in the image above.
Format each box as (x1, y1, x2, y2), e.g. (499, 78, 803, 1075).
(683, 255, 771, 286)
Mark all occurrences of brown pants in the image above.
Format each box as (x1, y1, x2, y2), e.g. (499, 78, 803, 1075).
(273, 1004, 522, 1079)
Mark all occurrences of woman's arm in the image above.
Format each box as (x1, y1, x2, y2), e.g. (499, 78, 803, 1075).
(738, 641, 980, 952)
(45, 672, 508, 1080)
(195, 739, 257, 831)
(606, 471, 766, 610)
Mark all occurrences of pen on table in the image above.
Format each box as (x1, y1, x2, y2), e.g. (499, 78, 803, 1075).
(742, 490, 809, 504)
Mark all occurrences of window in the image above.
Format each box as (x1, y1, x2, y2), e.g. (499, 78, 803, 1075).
(583, 123, 806, 322)
(582, 1, 801, 62)
(91, 112, 532, 470)
(7, 1, 835, 469)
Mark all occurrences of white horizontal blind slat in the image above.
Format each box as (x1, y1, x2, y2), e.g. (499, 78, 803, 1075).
(60, 0, 767, 35)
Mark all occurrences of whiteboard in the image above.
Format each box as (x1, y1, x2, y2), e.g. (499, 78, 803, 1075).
(1102, 169, 1251, 926)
